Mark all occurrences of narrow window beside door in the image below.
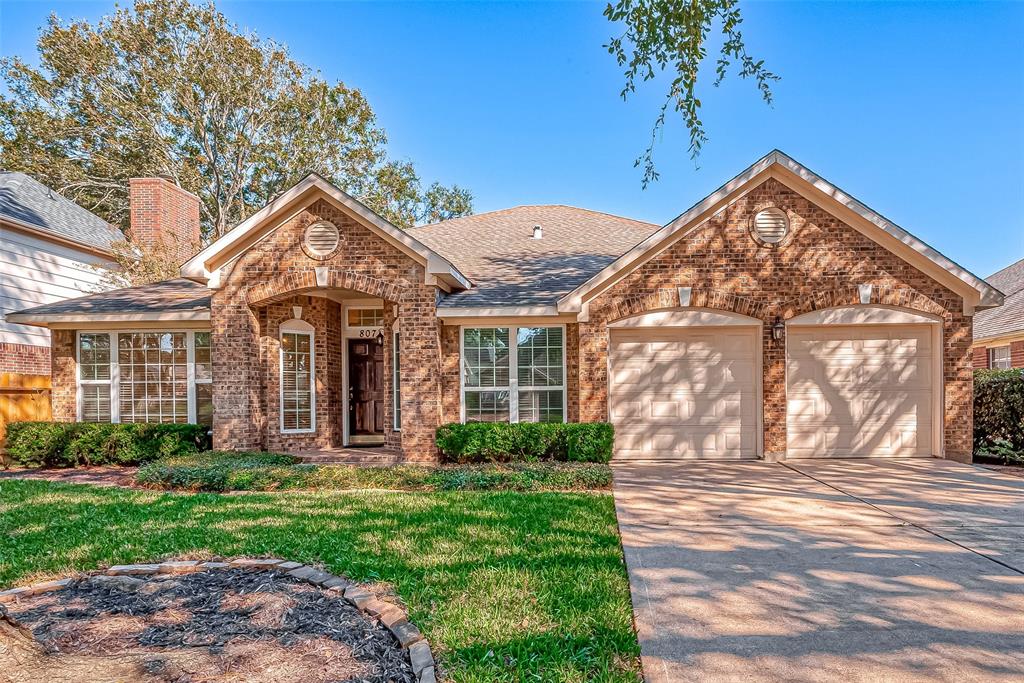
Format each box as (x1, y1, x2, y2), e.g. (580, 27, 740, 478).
(280, 322, 315, 433)
(393, 331, 401, 431)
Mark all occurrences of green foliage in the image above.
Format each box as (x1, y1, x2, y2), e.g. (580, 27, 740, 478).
(0, 480, 639, 681)
(435, 422, 615, 463)
(5, 422, 210, 468)
(0, 0, 471, 237)
(135, 450, 612, 493)
(604, 0, 778, 184)
(974, 369, 1024, 462)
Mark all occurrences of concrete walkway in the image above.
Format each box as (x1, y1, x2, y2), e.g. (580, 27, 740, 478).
(614, 459, 1024, 682)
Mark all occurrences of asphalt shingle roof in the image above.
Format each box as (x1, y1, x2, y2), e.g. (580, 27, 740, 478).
(0, 171, 122, 252)
(409, 205, 660, 308)
(10, 278, 210, 317)
(974, 257, 1024, 341)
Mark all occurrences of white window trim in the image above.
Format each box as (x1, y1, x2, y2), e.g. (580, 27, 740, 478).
(75, 330, 210, 424)
(279, 319, 316, 434)
(459, 324, 568, 424)
(989, 345, 1012, 370)
(393, 326, 401, 432)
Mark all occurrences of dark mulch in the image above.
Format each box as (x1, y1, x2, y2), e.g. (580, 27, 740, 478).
(6, 568, 414, 683)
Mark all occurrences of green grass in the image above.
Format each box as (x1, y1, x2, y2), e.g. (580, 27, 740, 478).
(135, 451, 613, 493)
(0, 479, 639, 682)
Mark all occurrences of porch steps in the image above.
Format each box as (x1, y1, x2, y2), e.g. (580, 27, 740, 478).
(293, 447, 402, 467)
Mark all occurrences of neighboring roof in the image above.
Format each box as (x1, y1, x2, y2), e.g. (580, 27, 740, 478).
(180, 172, 470, 290)
(0, 171, 122, 253)
(410, 205, 659, 309)
(974, 258, 1023, 341)
(6, 278, 210, 324)
(558, 150, 1004, 314)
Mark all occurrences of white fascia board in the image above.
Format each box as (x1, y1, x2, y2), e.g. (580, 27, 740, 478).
(180, 174, 471, 290)
(557, 150, 1004, 312)
(6, 311, 211, 327)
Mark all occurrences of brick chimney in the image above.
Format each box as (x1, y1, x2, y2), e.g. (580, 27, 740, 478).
(128, 176, 202, 266)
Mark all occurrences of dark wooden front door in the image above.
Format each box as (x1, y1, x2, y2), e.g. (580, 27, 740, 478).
(348, 338, 384, 435)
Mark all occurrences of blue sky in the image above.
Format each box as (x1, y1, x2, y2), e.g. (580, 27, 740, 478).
(2, 1, 1022, 277)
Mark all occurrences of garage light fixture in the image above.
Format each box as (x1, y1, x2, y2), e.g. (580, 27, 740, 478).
(772, 317, 785, 342)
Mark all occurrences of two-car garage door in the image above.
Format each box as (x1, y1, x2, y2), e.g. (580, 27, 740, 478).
(608, 318, 937, 460)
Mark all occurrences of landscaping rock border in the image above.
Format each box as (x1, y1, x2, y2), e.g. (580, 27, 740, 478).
(0, 557, 437, 682)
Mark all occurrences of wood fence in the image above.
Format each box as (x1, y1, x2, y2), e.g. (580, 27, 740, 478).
(0, 373, 52, 447)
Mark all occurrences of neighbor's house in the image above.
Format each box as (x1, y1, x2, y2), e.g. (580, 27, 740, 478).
(971, 258, 1023, 369)
(8, 151, 1003, 463)
(0, 172, 122, 377)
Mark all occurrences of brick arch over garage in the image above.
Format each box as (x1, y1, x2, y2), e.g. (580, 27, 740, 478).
(778, 285, 948, 320)
(245, 267, 409, 306)
(603, 287, 771, 323)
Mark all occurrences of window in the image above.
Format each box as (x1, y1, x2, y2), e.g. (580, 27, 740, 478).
(347, 308, 384, 327)
(393, 331, 401, 430)
(280, 321, 315, 432)
(78, 333, 111, 422)
(461, 326, 565, 423)
(76, 331, 210, 425)
(989, 346, 1012, 370)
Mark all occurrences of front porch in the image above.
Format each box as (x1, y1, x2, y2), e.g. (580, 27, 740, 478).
(292, 445, 402, 466)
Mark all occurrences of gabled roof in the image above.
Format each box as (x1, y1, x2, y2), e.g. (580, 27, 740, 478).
(974, 257, 1023, 341)
(0, 171, 122, 254)
(557, 150, 1004, 315)
(410, 205, 659, 309)
(180, 173, 470, 290)
(6, 278, 211, 325)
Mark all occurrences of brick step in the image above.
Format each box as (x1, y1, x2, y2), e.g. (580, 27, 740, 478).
(293, 449, 402, 467)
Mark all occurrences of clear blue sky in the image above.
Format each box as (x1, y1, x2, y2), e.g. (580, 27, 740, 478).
(2, 1, 1022, 278)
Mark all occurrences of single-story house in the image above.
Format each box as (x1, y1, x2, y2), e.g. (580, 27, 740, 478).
(8, 151, 1004, 462)
(971, 257, 1024, 369)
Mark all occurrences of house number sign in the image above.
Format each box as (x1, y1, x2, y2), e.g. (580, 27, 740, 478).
(357, 328, 384, 339)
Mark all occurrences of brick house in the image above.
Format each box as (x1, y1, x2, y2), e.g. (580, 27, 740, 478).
(9, 151, 1003, 463)
(970, 258, 1024, 370)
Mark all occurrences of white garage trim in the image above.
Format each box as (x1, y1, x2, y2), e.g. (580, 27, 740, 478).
(608, 309, 763, 460)
(786, 306, 943, 458)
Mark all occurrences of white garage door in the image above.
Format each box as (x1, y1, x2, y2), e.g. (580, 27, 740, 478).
(609, 327, 759, 460)
(786, 325, 935, 458)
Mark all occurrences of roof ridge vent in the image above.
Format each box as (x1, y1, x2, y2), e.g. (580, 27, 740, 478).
(532, 224, 543, 239)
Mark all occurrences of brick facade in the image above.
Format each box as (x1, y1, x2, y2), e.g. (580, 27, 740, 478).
(212, 198, 442, 461)
(974, 339, 1024, 369)
(0, 343, 50, 376)
(129, 177, 202, 266)
(578, 178, 974, 462)
(49, 330, 76, 421)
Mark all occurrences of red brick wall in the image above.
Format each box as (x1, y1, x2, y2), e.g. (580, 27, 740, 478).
(1012, 341, 1024, 369)
(129, 177, 202, 266)
(50, 330, 76, 422)
(972, 346, 989, 369)
(0, 342, 50, 375)
(212, 197, 442, 461)
(579, 177, 973, 461)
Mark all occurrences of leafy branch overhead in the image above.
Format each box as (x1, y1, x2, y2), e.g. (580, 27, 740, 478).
(0, 0, 472, 239)
(605, 0, 778, 186)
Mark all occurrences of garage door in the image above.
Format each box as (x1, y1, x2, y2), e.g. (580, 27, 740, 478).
(786, 325, 935, 458)
(609, 327, 759, 460)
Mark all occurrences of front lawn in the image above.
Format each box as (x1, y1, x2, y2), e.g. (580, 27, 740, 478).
(0, 480, 640, 682)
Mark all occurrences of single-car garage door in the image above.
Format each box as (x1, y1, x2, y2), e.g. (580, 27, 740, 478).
(609, 327, 759, 460)
(786, 324, 936, 458)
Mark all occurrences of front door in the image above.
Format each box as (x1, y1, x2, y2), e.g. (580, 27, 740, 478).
(348, 338, 384, 440)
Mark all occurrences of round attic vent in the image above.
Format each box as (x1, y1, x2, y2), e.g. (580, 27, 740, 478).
(303, 221, 340, 258)
(752, 208, 789, 245)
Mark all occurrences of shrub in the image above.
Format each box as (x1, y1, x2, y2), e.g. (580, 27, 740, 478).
(5, 422, 211, 468)
(135, 451, 612, 492)
(974, 369, 1024, 461)
(434, 422, 615, 463)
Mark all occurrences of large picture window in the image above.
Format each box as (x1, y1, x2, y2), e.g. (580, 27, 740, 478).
(280, 320, 315, 433)
(461, 326, 565, 423)
(76, 330, 211, 426)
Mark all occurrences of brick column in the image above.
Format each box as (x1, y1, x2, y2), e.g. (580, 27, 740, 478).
(577, 321, 610, 422)
(1011, 341, 1024, 369)
(211, 295, 263, 450)
(49, 330, 77, 422)
(762, 325, 787, 461)
(397, 285, 444, 462)
(972, 346, 988, 369)
(944, 316, 973, 463)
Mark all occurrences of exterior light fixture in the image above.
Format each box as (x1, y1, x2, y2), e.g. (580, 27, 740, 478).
(375, 330, 385, 346)
(772, 317, 785, 342)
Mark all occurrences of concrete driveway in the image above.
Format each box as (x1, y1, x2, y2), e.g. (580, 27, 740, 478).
(614, 459, 1024, 682)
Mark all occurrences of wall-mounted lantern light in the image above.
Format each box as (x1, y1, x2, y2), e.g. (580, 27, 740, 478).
(772, 317, 785, 342)
(375, 329, 385, 346)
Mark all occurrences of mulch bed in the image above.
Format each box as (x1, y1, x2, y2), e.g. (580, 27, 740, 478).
(3, 568, 415, 682)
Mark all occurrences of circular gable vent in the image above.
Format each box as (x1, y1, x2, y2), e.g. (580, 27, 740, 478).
(303, 221, 340, 258)
(752, 208, 789, 245)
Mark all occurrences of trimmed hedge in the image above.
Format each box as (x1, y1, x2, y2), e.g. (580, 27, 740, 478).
(435, 422, 615, 463)
(5, 422, 211, 468)
(974, 369, 1024, 463)
(135, 451, 613, 492)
